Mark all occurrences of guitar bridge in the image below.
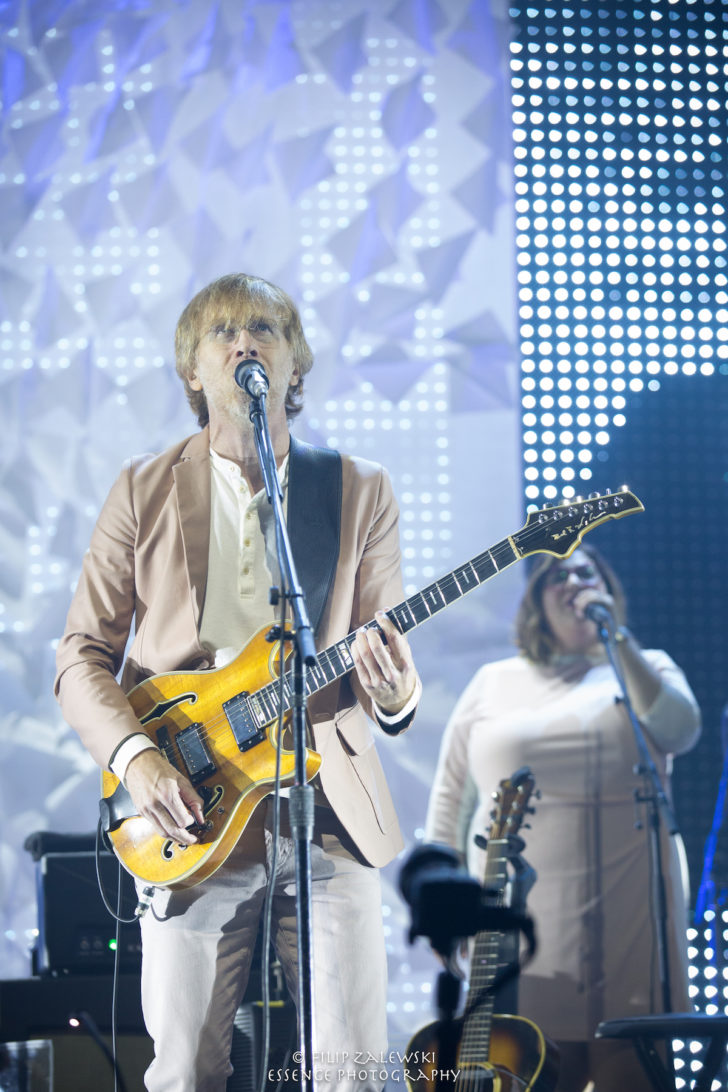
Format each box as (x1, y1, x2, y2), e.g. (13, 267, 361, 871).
(176, 723, 216, 785)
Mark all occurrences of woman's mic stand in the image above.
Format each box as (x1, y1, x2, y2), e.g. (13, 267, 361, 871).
(592, 607, 678, 1075)
(242, 364, 318, 1092)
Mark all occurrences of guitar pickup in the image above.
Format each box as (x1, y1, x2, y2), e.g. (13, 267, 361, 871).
(223, 694, 267, 753)
(176, 724, 216, 785)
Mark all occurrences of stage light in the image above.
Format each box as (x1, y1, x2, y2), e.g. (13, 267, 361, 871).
(511, 4, 728, 1083)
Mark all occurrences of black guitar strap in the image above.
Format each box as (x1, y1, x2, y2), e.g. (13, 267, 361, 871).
(287, 436, 343, 638)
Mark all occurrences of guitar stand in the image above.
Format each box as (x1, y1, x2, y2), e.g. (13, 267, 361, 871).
(595, 1013, 728, 1092)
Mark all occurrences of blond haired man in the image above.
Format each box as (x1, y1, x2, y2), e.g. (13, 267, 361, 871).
(56, 273, 419, 1092)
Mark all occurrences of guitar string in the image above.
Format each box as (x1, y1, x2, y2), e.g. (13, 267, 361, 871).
(146, 497, 633, 768)
(460, 875, 505, 1077)
(459, 853, 513, 1087)
(456, 787, 532, 1087)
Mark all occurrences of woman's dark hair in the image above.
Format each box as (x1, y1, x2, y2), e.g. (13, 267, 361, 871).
(514, 542, 627, 664)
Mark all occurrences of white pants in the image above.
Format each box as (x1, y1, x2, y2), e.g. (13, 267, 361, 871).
(138, 801, 389, 1092)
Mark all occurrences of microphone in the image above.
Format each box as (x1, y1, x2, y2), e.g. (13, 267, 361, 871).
(234, 359, 269, 399)
(584, 601, 613, 629)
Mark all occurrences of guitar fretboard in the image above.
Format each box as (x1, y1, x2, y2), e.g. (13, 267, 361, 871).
(459, 849, 510, 1064)
(225, 536, 518, 733)
(221, 488, 641, 738)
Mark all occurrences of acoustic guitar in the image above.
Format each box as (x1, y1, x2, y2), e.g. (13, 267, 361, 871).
(100, 488, 642, 888)
(404, 768, 559, 1091)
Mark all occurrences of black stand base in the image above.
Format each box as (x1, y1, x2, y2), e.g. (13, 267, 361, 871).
(596, 1012, 728, 1092)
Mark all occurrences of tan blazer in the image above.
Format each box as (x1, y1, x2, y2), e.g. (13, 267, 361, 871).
(55, 427, 413, 867)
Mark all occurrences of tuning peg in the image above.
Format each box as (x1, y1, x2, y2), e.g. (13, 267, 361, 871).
(473, 833, 487, 850)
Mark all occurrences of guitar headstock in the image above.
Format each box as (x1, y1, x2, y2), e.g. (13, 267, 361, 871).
(513, 487, 643, 560)
(488, 766, 537, 841)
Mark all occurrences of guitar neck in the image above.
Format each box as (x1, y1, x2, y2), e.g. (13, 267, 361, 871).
(458, 850, 510, 1064)
(231, 490, 641, 731)
(307, 536, 517, 696)
(233, 538, 514, 732)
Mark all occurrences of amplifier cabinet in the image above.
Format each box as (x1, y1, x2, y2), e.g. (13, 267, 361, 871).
(33, 851, 141, 976)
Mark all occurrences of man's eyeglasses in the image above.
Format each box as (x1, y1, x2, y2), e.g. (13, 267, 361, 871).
(203, 318, 279, 344)
(545, 563, 598, 586)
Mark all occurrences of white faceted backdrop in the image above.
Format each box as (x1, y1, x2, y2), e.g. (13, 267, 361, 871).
(0, 0, 522, 1045)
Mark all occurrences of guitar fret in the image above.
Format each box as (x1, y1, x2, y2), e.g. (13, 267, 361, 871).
(331, 645, 350, 675)
(498, 537, 521, 566)
(307, 664, 326, 691)
(450, 572, 463, 597)
(404, 595, 430, 625)
(473, 551, 498, 581)
(319, 655, 337, 682)
(391, 602, 416, 632)
(250, 694, 271, 725)
(440, 577, 462, 606)
(423, 585, 445, 612)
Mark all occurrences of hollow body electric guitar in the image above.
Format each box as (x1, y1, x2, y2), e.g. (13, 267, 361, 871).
(405, 768, 559, 1092)
(101, 489, 642, 888)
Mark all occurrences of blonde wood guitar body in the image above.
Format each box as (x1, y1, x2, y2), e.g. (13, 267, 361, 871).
(101, 626, 320, 889)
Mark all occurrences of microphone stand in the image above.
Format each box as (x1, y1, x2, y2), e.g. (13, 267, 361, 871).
(594, 615, 678, 1076)
(247, 388, 318, 1092)
(433, 962, 461, 1092)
